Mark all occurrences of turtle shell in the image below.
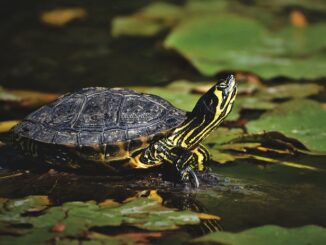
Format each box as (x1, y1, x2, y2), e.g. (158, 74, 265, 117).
(11, 87, 186, 170)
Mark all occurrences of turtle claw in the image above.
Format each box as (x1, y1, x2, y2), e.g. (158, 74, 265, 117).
(180, 166, 200, 188)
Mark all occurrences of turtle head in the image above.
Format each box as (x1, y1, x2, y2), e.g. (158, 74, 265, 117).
(166, 75, 237, 149)
(198, 75, 237, 116)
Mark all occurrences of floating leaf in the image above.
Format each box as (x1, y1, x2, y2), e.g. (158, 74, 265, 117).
(164, 15, 326, 79)
(0, 196, 218, 244)
(246, 99, 326, 152)
(190, 225, 326, 245)
(40, 8, 87, 27)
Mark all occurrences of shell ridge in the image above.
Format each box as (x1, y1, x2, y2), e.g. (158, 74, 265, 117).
(70, 94, 87, 129)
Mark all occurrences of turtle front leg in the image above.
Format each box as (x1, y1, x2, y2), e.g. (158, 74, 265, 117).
(191, 144, 210, 171)
(174, 144, 210, 187)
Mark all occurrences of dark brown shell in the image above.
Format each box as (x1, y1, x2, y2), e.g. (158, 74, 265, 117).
(11, 87, 187, 147)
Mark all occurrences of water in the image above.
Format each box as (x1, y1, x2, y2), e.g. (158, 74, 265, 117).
(0, 0, 325, 244)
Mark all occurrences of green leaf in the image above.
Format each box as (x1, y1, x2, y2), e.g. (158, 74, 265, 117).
(164, 15, 263, 76)
(205, 127, 244, 145)
(164, 15, 326, 79)
(0, 196, 216, 244)
(258, 83, 324, 100)
(190, 225, 326, 245)
(246, 99, 326, 152)
(111, 2, 182, 37)
(111, 17, 166, 37)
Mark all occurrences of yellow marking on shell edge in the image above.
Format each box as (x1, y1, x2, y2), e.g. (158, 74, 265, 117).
(128, 154, 160, 169)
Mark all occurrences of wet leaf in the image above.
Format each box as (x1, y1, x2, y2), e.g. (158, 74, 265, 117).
(0, 196, 218, 244)
(246, 99, 326, 152)
(190, 225, 326, 245)
(40, 8, 87, 27)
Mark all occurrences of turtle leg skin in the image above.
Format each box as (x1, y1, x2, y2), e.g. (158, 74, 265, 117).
(175, 144, 210, 187)
(191, 144, 210, 171)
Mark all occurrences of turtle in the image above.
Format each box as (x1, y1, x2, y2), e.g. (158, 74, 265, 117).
(10, 75, 237, 187)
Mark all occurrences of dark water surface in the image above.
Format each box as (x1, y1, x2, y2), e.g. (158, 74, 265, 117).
(0, 0, 203, 92)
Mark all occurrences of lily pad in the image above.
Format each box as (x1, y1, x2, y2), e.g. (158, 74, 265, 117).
(0, 196, 217, 244)
(164, 15, 326, 79)
(190, 225, 326, 245)
(246, 99, 326, 152)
